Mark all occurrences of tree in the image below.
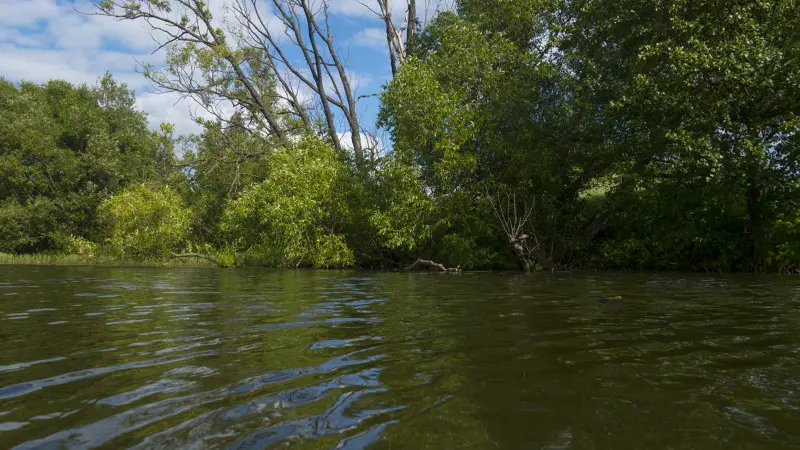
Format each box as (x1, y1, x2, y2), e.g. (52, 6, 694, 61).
(378, 0, 800, 271)
(558, 0, 800, 269)
(92, 0, 382, 164)
(379, 11, 593, 268)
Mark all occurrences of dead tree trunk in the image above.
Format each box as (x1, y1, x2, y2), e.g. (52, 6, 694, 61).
(510, 236, 531, 272)
(406, 0, 416, 46)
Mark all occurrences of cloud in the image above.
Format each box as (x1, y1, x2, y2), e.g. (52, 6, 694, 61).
(135, 92, 209, 136)
(352, 27, 387, 52)
(328, 0, 407, 19)
(0, 0, 226, 136)
(0, 0, 60, 27)
(348, 70, 374, 92)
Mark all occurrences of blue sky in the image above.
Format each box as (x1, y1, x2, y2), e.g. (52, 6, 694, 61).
(0, 0, 449, 139)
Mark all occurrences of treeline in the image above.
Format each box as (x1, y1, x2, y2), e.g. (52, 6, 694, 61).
(2, 0, 799, 272)
(0, 76, 176, 257)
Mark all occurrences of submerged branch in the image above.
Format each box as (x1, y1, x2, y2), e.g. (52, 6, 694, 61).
(165, 252, 227, 267)
(404, 258, 461, 272)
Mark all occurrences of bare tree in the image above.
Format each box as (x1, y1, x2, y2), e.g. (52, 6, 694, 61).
(488, 191, 536, 271)
(359, 0, 409, 75)
(363, 0, 458, 75)
(91, 0, 370, 163)
(406, 0, 416, 45)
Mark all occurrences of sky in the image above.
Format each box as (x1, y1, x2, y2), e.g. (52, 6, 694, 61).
(0, 0, 450, 138)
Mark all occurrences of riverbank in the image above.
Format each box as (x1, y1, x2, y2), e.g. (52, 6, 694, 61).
(2, 252, 798, 274)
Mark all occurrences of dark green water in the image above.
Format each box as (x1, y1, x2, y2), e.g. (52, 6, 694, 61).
(1, 266, 799, 449)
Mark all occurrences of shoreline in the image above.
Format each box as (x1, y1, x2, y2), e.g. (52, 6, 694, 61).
(1, 254, 796, 275)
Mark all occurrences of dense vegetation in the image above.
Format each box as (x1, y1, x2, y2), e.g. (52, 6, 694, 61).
(2, 0, 799, 273)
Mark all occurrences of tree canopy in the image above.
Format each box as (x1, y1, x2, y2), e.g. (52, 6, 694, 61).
(0, 75, 174, 253)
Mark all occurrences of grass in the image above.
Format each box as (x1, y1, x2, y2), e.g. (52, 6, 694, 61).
(0, 252, 221, 268)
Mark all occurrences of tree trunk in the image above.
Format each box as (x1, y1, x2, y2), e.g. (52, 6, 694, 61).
(406, 0, 416, 48)
(510, 240, 531, 271)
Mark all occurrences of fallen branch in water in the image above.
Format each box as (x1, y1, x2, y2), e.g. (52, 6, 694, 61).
(165, 252, 226, 267)
(404, 258, 460, 272)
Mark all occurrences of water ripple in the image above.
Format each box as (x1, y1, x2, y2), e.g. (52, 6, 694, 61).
(0, 267, 798, 449)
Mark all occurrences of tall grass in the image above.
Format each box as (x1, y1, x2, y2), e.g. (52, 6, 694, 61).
(0, 253, 220, 268)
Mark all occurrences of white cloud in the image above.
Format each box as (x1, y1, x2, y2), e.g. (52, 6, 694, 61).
(135, 92, 208, 136)
(0, 0, 209, 135)
(0, 44, 147, 87)
(348, 70, 374, 94)
(352, 27, 387, 52)
(0, 28, 49, 48)
(328, 0, 407, 19)
(0, 0, 61, 27)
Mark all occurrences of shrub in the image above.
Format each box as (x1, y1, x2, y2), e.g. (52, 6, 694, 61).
(221, 137, 355, 268)
(98, 184, 190, 258)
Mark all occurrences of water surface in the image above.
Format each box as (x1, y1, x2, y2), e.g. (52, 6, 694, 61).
(1, 266, 799, 449)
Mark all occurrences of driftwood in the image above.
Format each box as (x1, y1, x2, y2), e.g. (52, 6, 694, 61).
(164, 252, 226, 267)
(405, 258, 460, 272)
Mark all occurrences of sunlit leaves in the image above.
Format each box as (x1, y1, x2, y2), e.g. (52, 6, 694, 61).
(221, 136, 355, 268)
(99, 184, 191, 258)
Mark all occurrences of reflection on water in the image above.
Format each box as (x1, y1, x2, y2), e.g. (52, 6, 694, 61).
(0, 266, 799, 449)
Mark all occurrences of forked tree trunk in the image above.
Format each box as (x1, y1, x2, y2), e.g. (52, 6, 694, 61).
(488, 191, 535, 272)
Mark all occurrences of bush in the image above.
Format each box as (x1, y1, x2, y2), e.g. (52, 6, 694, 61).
(767, 211, 800, 273)
(63, 235, 99, 260)
(221, 137, 355, 268)
(98, 184, 190, 258)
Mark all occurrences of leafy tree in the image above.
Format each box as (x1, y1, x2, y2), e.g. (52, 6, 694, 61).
(558, 0, 800, 269)
(378, 0, 800, 271)
(4, 0, 799, 272)
(178, 117, 271, 246)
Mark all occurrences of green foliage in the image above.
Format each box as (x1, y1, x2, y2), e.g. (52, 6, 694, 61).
(558, 0, 800, 270)
(99, 184, 191, 258)
(62, 235, 99, 260)
(0, 199, 57, 253)
(369, 160, 433, 253)
(377, 0, 800, 272)
(0, 75, 173, 253)
(767, 210, 800, 273)
(179, 118, 271, 245)
(5, 1, 800, 272)
(221, 137, 355, 268)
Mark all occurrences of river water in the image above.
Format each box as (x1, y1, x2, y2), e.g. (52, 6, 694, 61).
(0, 266, 799, 449)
